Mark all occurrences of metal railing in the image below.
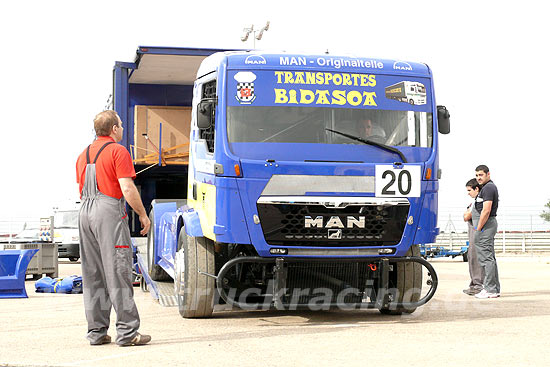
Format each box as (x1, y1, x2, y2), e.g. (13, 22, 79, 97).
(0, 218, 41, 243)
(437, 206, 550, 253)
(434, 231, 550, 253)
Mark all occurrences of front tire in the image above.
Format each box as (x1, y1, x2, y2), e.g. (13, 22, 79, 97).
(174, 227, 215, 318)
(379, 245, 422, 315)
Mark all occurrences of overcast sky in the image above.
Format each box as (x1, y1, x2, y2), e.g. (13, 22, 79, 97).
(1, 0, 548, 220)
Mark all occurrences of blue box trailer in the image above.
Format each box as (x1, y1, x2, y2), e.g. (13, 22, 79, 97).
(113, 46, 228, 223)
(113, 47, 450, 317)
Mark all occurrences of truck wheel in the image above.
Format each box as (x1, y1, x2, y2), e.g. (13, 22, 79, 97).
(379, 244, 422, 315)
(463, 250, 468, 262)
(147, 210, 170, 281)
(69, 257, 79, 262)
(174, 227, 215, 318)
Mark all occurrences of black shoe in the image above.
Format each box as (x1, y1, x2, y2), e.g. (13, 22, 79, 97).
(463, 288, 476, 296)
(119, 332, 151, 347)
(90, 335, 111, 345)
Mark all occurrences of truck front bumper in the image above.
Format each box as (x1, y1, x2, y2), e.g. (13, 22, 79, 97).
(215, 256, 438, 311)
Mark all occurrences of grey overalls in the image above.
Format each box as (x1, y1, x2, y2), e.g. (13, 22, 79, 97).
(471, 205, 501, 294)
(78, 142, 140, 345)
(466, 207, 484, 291)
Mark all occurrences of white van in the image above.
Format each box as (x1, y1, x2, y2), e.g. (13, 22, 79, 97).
(53, 203, 80, 262)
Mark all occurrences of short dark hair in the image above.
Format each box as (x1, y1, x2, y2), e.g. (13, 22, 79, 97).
(94, 110, 120, 136)
(475, 164, 489, 173)
(466, 178, 480, 190)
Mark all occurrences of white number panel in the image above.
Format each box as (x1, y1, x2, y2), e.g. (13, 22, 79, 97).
(375, 165, 421, 197)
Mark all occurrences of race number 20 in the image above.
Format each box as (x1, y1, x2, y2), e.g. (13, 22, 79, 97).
(375, 165, 421, 197)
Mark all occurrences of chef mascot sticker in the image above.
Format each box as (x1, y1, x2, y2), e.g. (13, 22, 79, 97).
(234, 71, 257, 104)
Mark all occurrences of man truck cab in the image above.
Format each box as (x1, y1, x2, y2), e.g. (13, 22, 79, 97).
(113, 48, 450, 317)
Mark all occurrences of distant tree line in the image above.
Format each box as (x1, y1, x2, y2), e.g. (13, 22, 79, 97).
(541, 200, 550, 222)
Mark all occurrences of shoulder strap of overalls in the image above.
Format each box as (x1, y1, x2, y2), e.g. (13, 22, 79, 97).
(86, 142, 115, 164)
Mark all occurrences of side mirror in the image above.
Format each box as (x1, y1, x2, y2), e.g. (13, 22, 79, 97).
(437, 105, 450, 134)
(197, 99, 215, 129)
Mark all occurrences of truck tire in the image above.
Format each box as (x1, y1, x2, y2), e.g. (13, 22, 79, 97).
(174, 227, 215, 318)
(147, 210, 170, 281)
(463, 250, 468, 262)
(379, 244, 422, 315)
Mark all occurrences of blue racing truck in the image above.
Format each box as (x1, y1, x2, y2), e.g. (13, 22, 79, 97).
(113, 47, 450, 317)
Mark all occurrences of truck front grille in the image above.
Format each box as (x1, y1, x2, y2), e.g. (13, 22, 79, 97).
(283, 261, 372, 304)
(257, 200, 409, 247)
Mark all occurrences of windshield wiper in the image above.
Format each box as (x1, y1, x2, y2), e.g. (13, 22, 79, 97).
(325, 128, 407, 163)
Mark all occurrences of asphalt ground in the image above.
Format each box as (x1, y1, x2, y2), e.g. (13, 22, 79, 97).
(1, 255, 549, 367)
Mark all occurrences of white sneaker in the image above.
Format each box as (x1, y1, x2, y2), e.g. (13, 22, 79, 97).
(475, 289, 500, 299)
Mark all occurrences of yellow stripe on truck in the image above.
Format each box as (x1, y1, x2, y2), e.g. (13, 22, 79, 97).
(188, 181, 217, 241)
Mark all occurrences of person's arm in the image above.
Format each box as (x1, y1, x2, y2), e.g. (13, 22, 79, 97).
(118, 177, 151, 235)
(476, 200, 492, 231)
(463, 203, 472, 222)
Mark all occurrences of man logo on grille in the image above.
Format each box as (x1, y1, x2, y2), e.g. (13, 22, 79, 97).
(305, 215, 366, 228)
(328, 229, 342, 240)
(234, 71, 257, 104)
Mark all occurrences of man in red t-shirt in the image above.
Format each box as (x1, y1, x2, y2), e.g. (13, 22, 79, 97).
(76, 110, 151, 346)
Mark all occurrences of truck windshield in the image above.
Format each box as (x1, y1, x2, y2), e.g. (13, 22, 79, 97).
(227, 106, 432, 148)
(54, 211, 79, 229)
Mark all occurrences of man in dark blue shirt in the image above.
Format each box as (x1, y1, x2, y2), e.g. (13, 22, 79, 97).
(473, 164, 501, 298)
